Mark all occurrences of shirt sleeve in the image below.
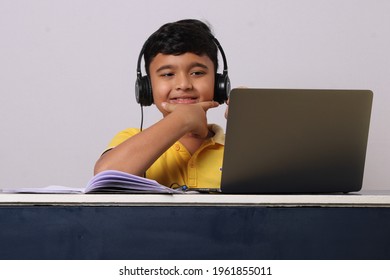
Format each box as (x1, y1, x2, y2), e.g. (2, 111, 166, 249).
(106, 128, 141, 150)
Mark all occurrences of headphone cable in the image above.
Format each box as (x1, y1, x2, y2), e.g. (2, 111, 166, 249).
(139, 104, 146, 178)
(139, 104, 144, 131)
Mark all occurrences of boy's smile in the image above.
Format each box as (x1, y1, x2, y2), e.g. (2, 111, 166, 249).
(149, 52, 215, 115)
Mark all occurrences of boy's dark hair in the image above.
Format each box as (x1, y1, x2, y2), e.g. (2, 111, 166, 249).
(143, 19, 218, 75)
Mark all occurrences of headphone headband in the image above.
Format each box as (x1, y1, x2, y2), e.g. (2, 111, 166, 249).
(211, 36, 229, 76)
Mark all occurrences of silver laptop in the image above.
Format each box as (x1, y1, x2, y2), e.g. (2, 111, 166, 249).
(220, 88, 373, 194)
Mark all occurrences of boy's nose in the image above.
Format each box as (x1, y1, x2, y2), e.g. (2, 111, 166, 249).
(175, 74, 193, 90)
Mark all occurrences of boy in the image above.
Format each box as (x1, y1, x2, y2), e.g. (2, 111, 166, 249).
(94, 19, 230, 190)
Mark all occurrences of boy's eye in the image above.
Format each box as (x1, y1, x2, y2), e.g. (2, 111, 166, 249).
(160, 72, 174, 77)
(191, 71, 206, 76)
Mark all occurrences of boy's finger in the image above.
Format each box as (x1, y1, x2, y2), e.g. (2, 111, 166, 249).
(198, 101, 219, 111)
(161, 102, 175, 112)
(161, 101, 218, 112)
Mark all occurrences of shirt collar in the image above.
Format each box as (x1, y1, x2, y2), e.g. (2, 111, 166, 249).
(208, 124, 225, 145)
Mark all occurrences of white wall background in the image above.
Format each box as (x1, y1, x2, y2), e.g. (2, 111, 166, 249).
(1, 0, 389, 190)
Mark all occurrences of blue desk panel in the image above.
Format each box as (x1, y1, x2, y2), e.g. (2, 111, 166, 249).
(1, 206, 390, 259)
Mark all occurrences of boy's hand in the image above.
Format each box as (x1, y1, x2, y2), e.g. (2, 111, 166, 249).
(161, 101, 219, 138)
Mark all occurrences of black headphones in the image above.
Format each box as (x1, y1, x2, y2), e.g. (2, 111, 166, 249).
(135, 37, 231, 106)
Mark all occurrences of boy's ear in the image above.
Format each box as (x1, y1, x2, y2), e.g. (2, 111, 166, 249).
(214, 72, 231, 104)
(135, 40, 154, 106)
(135, 75, 153, 106)
(211, 36, 231, 104)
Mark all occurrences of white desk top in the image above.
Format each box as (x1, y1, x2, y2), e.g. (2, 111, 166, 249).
(1, 191, 390, 207)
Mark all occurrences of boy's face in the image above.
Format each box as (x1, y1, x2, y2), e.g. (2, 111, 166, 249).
(149, 52, 215, 116)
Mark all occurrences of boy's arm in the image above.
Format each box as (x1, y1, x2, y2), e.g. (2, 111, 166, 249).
(93, 101, 219, 176)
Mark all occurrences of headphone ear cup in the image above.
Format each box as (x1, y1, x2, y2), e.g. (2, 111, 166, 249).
(214, 73, 231, 104)
(135, 75, 153, 106)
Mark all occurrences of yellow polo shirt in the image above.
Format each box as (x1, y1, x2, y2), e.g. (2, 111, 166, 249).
(107, 124, 225, 191)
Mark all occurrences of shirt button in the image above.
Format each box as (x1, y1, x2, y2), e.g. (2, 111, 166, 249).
(174, 144, 180, 151)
